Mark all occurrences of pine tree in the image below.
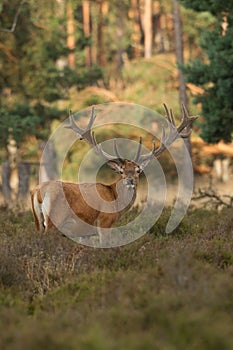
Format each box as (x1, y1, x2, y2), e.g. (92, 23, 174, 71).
(180, 0, 233, 143)
(0, 0, 102, 149)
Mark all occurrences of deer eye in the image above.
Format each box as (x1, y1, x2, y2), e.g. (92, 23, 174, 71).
(136, 168, 141, 173)
(120, 169, 124, 174)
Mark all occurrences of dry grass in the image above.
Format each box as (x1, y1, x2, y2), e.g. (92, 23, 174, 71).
(0, 206, 232, 349)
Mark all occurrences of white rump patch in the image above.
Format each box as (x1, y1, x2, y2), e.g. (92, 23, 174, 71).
(41, 192, 50, 227)
(33, 194, 42, 219)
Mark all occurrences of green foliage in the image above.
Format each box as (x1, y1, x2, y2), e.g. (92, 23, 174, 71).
(181, 8, 216, 58)
(0, 102, 64, 150)
(76, 66, 103, 90)
(0, 0, 103, 152)
(0, 103, 39, 148)
(180, 0, 233, 15)
(0, 207, 233, 348)
(0, 0, 103, 101)
(180, 0, 233, 143)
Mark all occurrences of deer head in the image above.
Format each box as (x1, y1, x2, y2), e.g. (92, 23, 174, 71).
(65, 104, 198, 189)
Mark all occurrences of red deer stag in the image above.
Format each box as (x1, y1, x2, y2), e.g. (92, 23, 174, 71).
(31, 105, 197, 246)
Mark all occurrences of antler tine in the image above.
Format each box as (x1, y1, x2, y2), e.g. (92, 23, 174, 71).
(163, 103, 175, 126)
(65, 108, 96, 144)
(86, 129, 117, 161)
(114, 139, 121, 159)
(136, 101, 198, 164)
(163, 103, 199, 140)
(136, 131, 165, 165)
(94, 137, 122, 161)
(64, 110, 83, 139)
(97, 137, 123, 160)
(64, 106, 117, 161)
(153, 103, 198, 157)
(146, 126, 175, 160)
(169, 107, 176, 126)
(177, 104, 198, 137)
(152, 126, 168, 157)
(134, 136, 143, 163)
(92, 137, 116, 161)
(87, 105, 97, 130)
(163, 103, 198, 134)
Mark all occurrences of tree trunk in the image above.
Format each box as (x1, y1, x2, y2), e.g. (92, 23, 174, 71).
(97, 0, 105, 67)
(17, 162, 30, 199)
(117, 12, 124, 73)
(67, 1, 75, 69)
(82, 0, 92, 68)
(152, 1, 165, 53)
(172, 0, 188, 108)
(144, 0, 152, 58)
(172, 0, 194, 197)
(172, 0, 192, 156)
(2, 161, 12, 203)
(138, 0, 145, 47)
(129, 0, 142, 58)
(90, 2, 97, 65)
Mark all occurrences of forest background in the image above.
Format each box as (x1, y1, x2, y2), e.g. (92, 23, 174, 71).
(0, 0, 233, 204)
(0, 1, 233, 349)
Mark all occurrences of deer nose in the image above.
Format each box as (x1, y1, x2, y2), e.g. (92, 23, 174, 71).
(126, 178, 135, 188)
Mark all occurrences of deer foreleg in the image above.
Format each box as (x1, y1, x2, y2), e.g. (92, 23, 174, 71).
(97, 213, 118, 248)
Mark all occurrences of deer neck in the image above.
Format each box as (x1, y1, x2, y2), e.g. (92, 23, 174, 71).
(111, 179, 137, 215)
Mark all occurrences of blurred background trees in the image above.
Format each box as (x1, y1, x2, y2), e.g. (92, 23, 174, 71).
(180, 0, 233, 144)
(0, 0, 232, 203)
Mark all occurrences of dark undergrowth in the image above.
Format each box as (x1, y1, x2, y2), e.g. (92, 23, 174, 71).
(0, 206, 232, 349)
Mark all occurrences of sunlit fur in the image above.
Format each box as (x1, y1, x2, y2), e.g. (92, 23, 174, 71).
(31, 159, 142, 240)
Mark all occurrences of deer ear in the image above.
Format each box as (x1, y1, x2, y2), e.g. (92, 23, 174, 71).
(107, 159, 123, 172)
